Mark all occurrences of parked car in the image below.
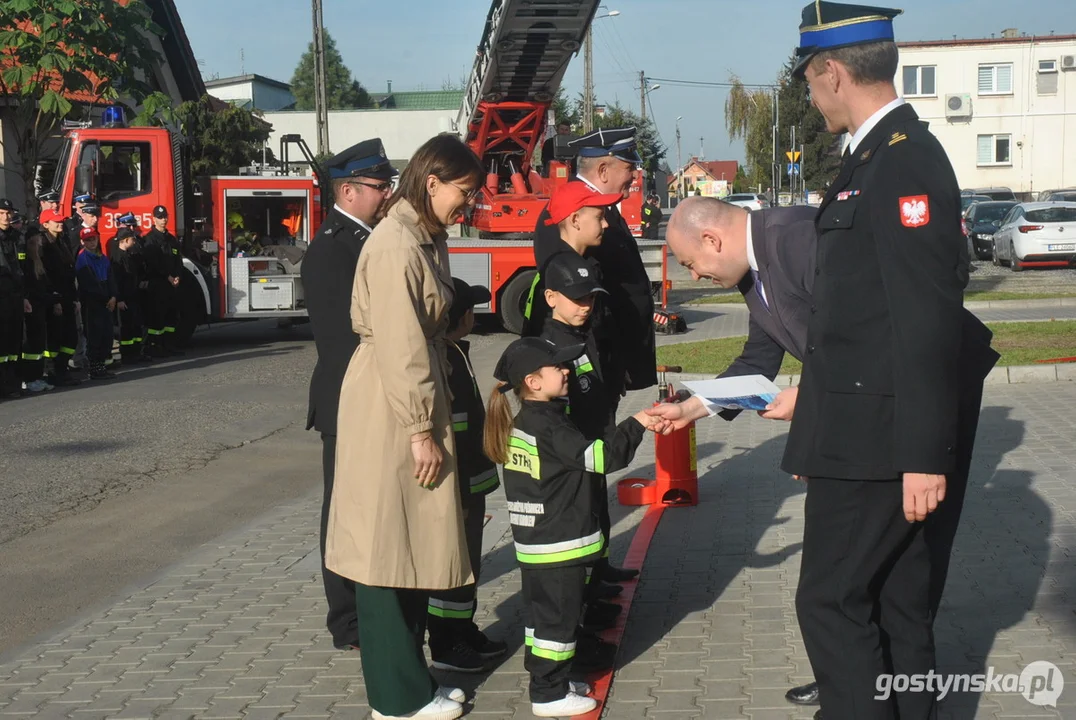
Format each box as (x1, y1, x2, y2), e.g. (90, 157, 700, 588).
(964, 201, 1016, 260)
(963, 187, 1017, 201)
(1046, 191, 1076, 203)
(961, 194, 992, 214)
(1037, 187, 1076, 201)
(991, 202, 1076, 271)
(723, 193, 770, 211)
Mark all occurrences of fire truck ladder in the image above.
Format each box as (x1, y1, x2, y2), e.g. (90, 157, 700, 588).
(456, 0, 601, 181)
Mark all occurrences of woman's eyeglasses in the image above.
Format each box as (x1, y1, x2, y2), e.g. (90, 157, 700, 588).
(446, 180, 481, 202)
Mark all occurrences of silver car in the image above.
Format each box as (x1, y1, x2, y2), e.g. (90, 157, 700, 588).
(723, 193, 770, 212)
(991, 202, 1076, 271)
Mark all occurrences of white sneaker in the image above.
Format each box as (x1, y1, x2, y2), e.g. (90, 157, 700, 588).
(569, 681, 591, 696)
(438, 686, 466, 703)
(371, 693, 463, 720)
(532, 692, 598, 717)
(25, 379, 51, 393)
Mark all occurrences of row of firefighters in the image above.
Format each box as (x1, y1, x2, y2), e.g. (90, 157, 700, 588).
(0, 192, 189, 399)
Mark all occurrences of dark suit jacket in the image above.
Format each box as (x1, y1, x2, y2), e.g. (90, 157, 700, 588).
(303, 207, 371, 436)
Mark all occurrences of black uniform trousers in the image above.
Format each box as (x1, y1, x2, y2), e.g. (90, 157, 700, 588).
(46, 300, 78, 380)
(427, 493, 486, 652)
(0, 294, 23, 393)
(82, 300, 114, 364)
(146, 279, 178, 348)
(117, 301, 146, 359)
(19, 301, 48, 383)
(522, 564, 588, 703)
(319, 434, 358, 647)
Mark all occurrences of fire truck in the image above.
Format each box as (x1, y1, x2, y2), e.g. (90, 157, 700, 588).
(48, 112, 325, 343)
(451, 0, 665, 333)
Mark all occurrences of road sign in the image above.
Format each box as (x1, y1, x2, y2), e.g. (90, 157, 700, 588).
(786, 151, 801, 162)
(787, 163, 801, 176)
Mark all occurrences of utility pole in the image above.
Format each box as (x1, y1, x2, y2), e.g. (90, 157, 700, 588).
(311, 0, 330, 157)
(699, 137, 704, 161)
(675, 117, 682, 199)
(640, 70, 647, 121)
(583, 27, 594, 132)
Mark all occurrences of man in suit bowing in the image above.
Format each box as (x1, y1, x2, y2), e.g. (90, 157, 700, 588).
(303, 139, 397, 652)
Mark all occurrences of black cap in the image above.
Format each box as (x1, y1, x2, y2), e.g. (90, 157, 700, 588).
(116, 227, 136, 241)
(0, 198, 13, 212)
(494, 337, 585, 388)
(81, 203, 100, 216)
(38, 190, 60, 203)
(11, 211, 23, 224)
(326, 138, 399, 181)
(449, 277, 492, 326)
(543, 253, 608, 301)
(793, 1, 902, 78)
(153, 205, 169, 219)
(568, 126, 642, 165)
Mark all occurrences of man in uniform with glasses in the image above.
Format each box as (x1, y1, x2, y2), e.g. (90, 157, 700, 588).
(302, 138, 397, 652)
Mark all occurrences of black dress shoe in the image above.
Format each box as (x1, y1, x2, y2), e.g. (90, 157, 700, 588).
(786, 681, 820, 705)
(602, 565, 639, 582)
(593, 582, 624, 600)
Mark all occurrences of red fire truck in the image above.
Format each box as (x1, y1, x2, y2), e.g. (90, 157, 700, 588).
(48, 116, 324, 342)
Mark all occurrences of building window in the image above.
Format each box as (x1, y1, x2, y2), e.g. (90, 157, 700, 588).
(977, 134, 1012, 166)
(1037, 59, 1058, 95)
(902, 65, 936, 97)
(978, 64, 1013, 95)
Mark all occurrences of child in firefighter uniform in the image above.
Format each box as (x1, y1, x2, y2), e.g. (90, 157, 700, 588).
(74, 227, 118, 379)
(485, 336, 659, 717)
(112, 228, 151, 363)
(426, 278, 508, 673)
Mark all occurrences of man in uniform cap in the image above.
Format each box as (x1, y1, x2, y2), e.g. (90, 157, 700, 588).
(302, 138, 397, 651)
(63, 194, 93, 254)
(36, 190, 60, 232)
(779, 4, 999, 718)
(142, 205, 184, 355)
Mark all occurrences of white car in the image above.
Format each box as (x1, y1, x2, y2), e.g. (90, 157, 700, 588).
(723, 193, 770, 212)
(991, 202, 1076, 271)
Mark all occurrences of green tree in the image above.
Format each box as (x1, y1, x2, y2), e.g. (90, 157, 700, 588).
(594, 103, 666, 188)
(724, 75, 776, 190)
(550, 87, 581, 130)
(290, 31, 372, 110)
(775, 55, 841, 193)
(0, 0, 171, 210)
(174, 95, 272, 176)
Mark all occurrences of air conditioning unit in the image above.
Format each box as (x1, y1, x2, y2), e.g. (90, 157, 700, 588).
(945, 93, 972, 119)
(1061, 54, 1076, 71)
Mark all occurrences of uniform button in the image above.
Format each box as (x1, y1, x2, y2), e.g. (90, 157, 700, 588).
(807, 345, 816, 354)
(815, 267, 821, 276)
(810, 305, 817, 314)
(854, 381, 863, 388)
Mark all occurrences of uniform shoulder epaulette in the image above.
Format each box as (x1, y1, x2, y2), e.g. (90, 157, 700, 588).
(889, 131, 908, 146)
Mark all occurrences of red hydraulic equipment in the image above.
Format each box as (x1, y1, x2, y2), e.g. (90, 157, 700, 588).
(618, 366, 699, 507)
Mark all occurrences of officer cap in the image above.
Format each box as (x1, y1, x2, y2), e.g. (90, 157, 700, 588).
(38, 189, 60, 203)
(117, 212, 138, 226)
(544, 252, 608, 301)
(0, 198, 13, 212)
(568, 126, 642, 165)
(153, 205, 169, 219)
(74, 193, 93, 204)
(449, 277, 492, 328)
(326, 138, 399, 181)
(81, 203, 101, 216)
(11, 211, 23, 224)
(793, 1, 903, 78)
(494, 337, 585, 389)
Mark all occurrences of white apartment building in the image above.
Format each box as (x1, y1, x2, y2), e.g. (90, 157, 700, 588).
(896, 32, 1076, 198)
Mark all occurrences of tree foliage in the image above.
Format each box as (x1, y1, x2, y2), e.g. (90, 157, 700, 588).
(0, 0, 171, 209)
(290, 31, 372, 111)
(776, 55, 841, 192)
(173, 95, 272, 176)
(724, 76, 776, 191)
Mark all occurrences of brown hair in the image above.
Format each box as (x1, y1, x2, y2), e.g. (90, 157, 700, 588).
(484, 381, 522, 465)
(382, 134, 484, 237)
(811, 41, 899, 85)
(25, 230, 45, 279)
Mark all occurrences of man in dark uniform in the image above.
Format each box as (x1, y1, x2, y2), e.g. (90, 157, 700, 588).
(640, 194, 663, 239)
(302, 139, 397, 651)
(142, 205, 184, 356)
(35, 190, 60, 231)
(777, 4, 1000, 718)
(64, 194, 93, 255)
(0, 198, 28, 398)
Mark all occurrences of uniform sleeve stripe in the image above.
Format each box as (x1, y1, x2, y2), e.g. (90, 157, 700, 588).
(510, 428, 538, 446)
(584, 440, 606, 473)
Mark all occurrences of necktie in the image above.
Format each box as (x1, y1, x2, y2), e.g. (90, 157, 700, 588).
(751, 269, 769, 311)
(842, 145, 851, 161)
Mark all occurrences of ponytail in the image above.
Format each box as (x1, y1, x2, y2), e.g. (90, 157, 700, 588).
(484, 381, 520, 464)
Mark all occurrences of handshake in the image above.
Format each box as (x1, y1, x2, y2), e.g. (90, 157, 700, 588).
(638, 386, 800, 435)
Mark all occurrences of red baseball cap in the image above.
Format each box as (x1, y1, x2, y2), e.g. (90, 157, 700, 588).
(544, 183, 622, 225)
(39, 209, 65, 224)
(79, 226, 100, 241)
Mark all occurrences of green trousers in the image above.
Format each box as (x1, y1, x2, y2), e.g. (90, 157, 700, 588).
(355, 582, 438, 716)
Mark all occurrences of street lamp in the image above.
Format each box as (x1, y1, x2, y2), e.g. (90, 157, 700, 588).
(640, 80, 660, 121)
(675, 115, 683, 200)
(583, 8, 619, 132)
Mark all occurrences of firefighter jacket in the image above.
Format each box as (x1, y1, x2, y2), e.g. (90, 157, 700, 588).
(0, 226, 25, 297)
(540, 318, 612, 441)
(503, 399, 645, 569)
(448, 339, 500, 499)
(41, 234, 77, 304)
(143, 228, 183, 280)
(111, 245, 144, 304)
(62, 217, 84, 255)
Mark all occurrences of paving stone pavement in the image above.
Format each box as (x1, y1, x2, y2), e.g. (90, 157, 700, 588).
(2, 383, 1075, 719)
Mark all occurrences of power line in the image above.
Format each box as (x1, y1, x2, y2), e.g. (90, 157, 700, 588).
(647, 76, 779, 90)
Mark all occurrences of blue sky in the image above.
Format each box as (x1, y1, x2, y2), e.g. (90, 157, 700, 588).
(174, 0, 1071, 167)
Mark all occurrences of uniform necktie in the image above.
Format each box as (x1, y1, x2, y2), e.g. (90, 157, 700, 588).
(751, 269, 769, 311)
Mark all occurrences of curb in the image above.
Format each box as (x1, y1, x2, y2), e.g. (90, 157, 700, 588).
(669, 364, 1075, 386)
(963, 298, 1076, 310)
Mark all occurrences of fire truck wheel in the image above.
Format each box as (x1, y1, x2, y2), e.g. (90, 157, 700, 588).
(175, 269, 206, 345)
(498, 269, 537, 335)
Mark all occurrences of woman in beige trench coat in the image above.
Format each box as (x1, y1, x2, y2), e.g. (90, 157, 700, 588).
(325, 134, 485, 720)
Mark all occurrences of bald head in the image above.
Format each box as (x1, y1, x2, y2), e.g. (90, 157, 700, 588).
(666, 197, 751, 289)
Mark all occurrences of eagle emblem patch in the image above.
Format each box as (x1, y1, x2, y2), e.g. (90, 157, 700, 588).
(900, 196, 930, 227)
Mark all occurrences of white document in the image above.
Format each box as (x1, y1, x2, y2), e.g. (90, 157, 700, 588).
(682, 375, 783, 412)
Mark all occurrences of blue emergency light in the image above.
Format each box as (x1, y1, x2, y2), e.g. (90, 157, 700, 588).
(101, 105, 126, 128)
